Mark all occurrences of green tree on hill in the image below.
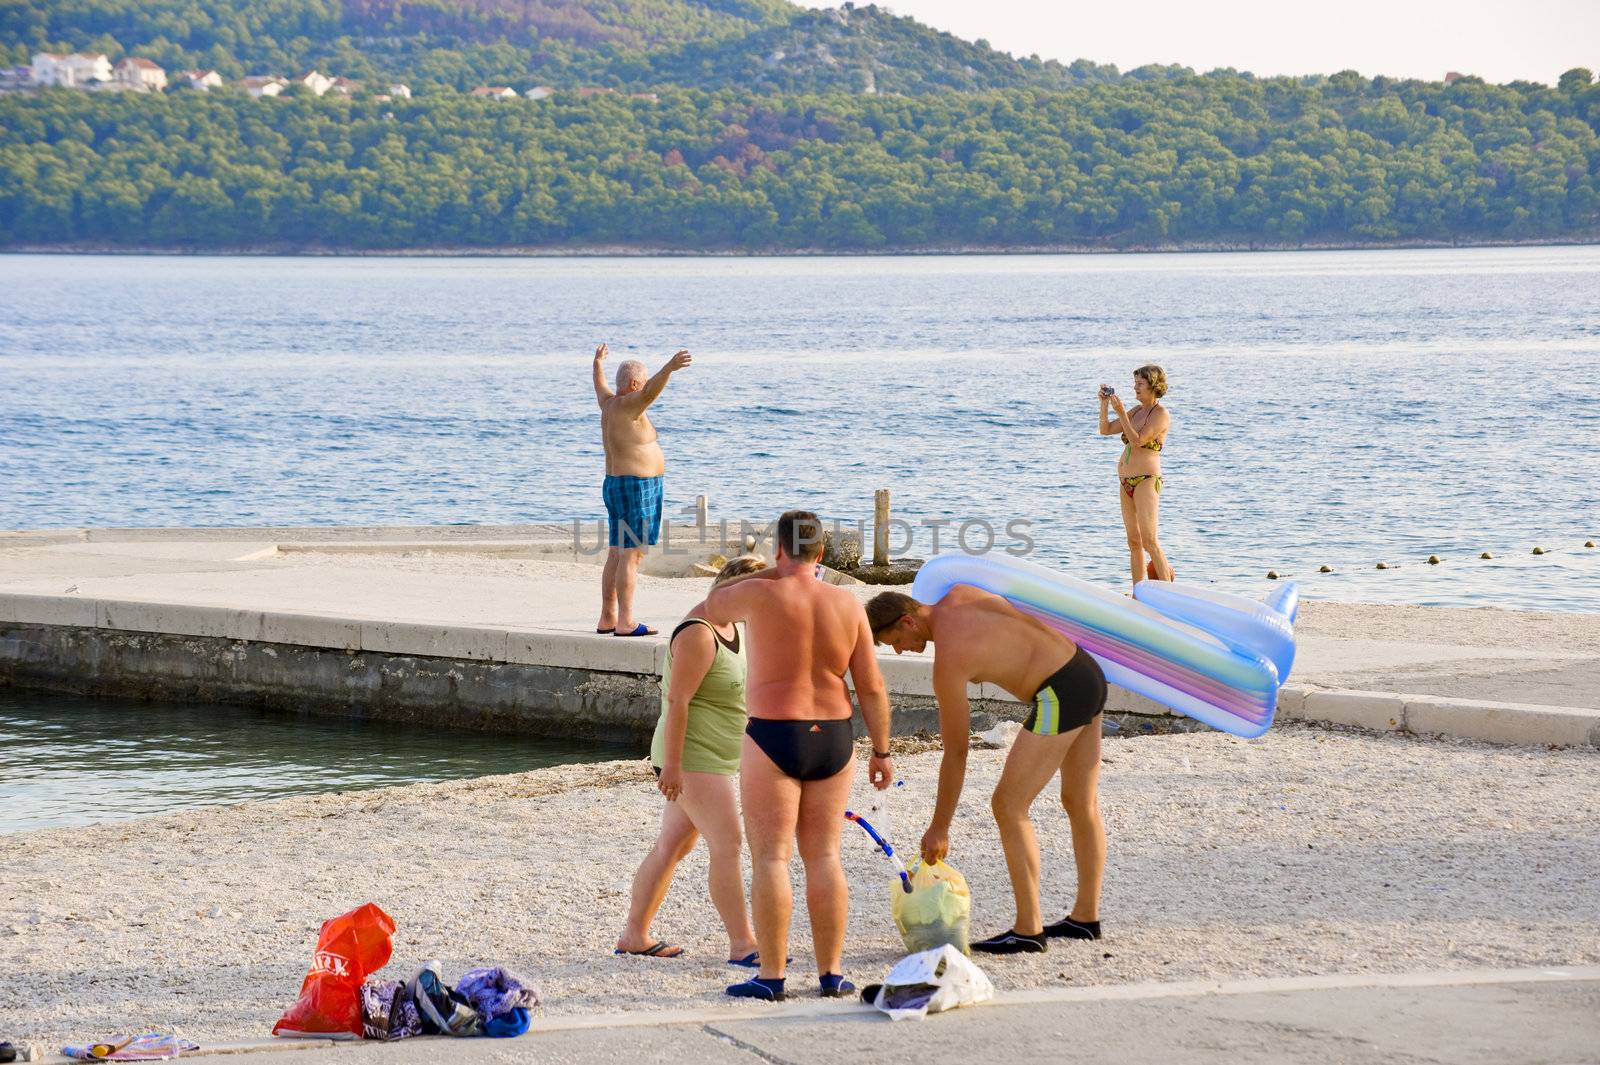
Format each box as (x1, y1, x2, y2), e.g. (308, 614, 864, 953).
(1, 75, 1594, 251)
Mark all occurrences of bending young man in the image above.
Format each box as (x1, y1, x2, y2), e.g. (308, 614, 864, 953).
(867, 586, 1107, 953)
(706, 510, 894, 1000)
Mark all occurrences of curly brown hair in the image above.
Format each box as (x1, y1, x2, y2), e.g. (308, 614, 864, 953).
(1134, 364, 1169, 398)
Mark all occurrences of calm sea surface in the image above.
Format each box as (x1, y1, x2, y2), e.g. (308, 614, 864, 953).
(2, 247, 1598, 610)
(0, 690, 638, 833)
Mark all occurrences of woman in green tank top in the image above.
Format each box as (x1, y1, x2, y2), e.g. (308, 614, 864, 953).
(617, 555, 767, 965)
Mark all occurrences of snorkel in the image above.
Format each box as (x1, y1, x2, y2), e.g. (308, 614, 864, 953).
(845, 809, 913, 893)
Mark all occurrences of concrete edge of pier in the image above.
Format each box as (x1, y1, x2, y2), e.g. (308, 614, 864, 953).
(2, 591, 1595, 748)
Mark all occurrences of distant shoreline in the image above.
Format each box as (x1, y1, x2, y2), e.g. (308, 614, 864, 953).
(5, 235, 1599, 258)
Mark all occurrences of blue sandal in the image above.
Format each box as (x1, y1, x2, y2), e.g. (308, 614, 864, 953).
(726, 952, 791, 968)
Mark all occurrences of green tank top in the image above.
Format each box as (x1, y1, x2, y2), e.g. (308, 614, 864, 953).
(649, 619, 748, 776)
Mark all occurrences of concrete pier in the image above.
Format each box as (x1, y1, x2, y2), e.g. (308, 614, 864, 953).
(2, 525, 1596, 746)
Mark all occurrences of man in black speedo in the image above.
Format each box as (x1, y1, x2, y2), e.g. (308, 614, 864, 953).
(706, 510, 894, 1000)
(868, 585, 1108, 954)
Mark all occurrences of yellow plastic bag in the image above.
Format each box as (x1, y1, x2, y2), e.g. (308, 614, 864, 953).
(890, 859, 971, 955)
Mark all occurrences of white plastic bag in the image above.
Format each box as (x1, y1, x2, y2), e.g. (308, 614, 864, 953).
(868, 945, 995, 1021)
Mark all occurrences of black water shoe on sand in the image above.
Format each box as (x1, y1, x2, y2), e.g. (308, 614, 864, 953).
(726, 977, 786, 1001)
(971, 929, 1047, 954)
(819, 973, 855, 998)
(1044, 916, 1102, 940)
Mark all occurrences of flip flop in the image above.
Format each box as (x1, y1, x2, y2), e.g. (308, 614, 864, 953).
(614, 623, 657, 637)
(596, 627, 614, 635)
(726, 952, 792, 968)
(615, 942, 683, 958)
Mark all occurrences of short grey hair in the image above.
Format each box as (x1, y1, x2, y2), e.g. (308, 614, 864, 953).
(616, 360, 647, 390)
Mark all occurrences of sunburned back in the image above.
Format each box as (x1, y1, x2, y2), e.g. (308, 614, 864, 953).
(600, 397, 664, 477)
(937, 586, 1077, 702)
(743, 577, 860, 720)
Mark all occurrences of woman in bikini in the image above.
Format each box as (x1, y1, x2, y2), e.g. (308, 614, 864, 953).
(1098, 364, 1173, 587)
(616, 555, 768, 966)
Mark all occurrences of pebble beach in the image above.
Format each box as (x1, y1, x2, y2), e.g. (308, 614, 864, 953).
(3, 723, 1597, 1047)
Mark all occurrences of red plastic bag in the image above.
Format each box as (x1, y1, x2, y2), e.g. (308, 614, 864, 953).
(273, 902, 397, 1039)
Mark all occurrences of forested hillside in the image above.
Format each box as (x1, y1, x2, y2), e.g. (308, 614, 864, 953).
(0, 0, 1120, 94)
(4, 73, 1596, 250)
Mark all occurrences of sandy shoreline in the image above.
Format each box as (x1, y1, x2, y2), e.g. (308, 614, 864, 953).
(3, 724, 1596, 1046)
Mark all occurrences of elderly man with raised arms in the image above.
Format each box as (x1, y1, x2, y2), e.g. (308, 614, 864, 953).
(705, 510, 894, 1001)
(592, 342, 691, 637)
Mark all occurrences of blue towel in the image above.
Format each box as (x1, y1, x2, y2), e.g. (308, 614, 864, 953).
(483, 1007, 531, 1038)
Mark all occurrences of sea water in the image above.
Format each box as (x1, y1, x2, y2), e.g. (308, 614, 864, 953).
(2, 247, 1597, 610)
(0, 690, 636, 833)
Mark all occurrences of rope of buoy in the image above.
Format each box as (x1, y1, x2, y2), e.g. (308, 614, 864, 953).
(1286, 538, 1592, 580)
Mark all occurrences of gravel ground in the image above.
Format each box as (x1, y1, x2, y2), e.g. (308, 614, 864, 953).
(3, 725, 1597, 1047)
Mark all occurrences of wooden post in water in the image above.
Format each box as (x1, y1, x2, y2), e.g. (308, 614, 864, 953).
(873, 489, 890, 567)
(695, 494, 709, 530)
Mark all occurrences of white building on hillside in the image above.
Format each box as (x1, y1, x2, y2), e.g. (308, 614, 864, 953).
(240, 75, 288, 98)
(294, 71, 333, 96)
(388, 83, 412, 98)
(113, 57, 167, 91)
(181, 69, 224, 91)
(31, 53, 112, 87)
(525, 85, 555, 100)
(471, 86, 518, 99)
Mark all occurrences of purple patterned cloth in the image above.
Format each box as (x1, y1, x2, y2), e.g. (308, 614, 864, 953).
(455, 967, 540, 1020)
(360, 980, 425, 1041)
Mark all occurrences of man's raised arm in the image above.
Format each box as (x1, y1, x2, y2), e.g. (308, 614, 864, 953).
(592, 343, 613, 404)
(588, 342, 611, 404)
(620, 349, 692, 414)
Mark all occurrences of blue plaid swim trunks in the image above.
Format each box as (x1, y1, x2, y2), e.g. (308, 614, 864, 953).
(602, 474, 664, 548)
